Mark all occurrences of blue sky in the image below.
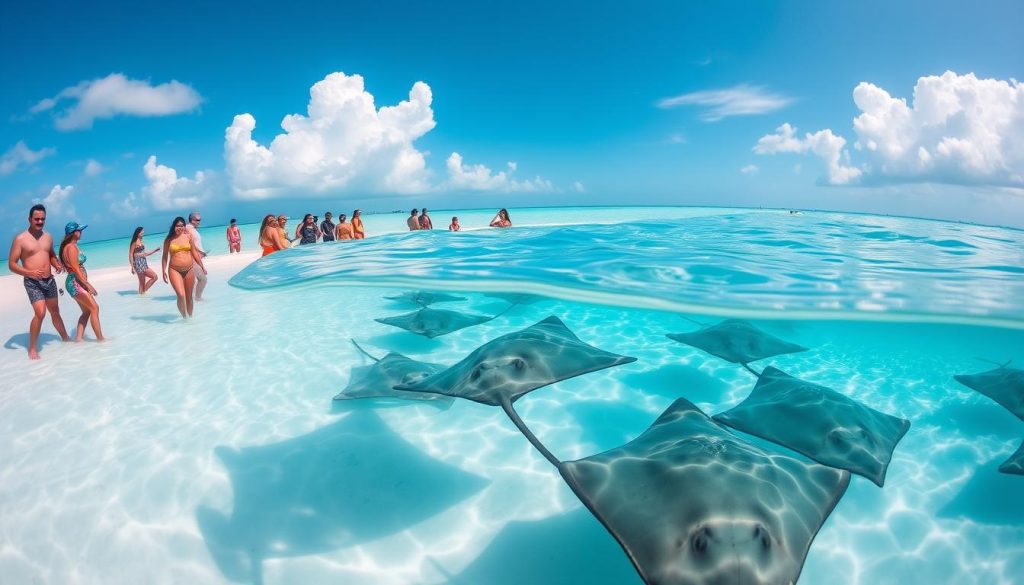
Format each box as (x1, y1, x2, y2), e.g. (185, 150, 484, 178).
(2, 0, 1022, 239)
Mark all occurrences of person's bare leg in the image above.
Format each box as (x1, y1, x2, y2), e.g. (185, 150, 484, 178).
(184, 270, 196, 317)
(85, 295, 105, 341)
(169, 270, 187, 318)
(195, 271, 207, 301)
(137, 273, 146, 294)
(28, 300, 45, 359)
(143, 269, 158, 293)
(45, 297, 70, 341)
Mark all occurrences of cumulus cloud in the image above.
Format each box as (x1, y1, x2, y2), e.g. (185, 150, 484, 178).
(110, 192, 144, 218)
(225, 72, 436, 199)
(740, 164, 759, 174)
(32, 73, 202, 131)
(755, 123, 862, 185)
(444, 153, 554, 192)
(84, 159, 104, 177)
(658, 84, 795, 121)
(142, 155, 210, 210)
(34, 185, 75, 216)
(572, 181, 586, 193)
(754, 72, 1024, 188)
(1, 141, 56, 175)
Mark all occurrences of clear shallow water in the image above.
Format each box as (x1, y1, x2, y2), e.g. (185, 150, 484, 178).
(1, 208, 1023, 584)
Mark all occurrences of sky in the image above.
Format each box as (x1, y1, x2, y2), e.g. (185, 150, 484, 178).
(2, 0, 1023, 240)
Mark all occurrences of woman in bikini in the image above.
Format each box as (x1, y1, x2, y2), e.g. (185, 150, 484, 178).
(259, 215, 288, 256)
(60, 221, 105, 342)
(161, 216, 207, 319)
(489, 208, 512, 228)
(351, 209, 365, 239)
(335, 214, 354, 240)
(226, 218, 242, 253)
(128, 226, 160, 295)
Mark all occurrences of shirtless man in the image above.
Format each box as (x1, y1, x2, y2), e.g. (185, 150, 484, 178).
(8, 204, 71, 359)
(407, 208, 420, 231)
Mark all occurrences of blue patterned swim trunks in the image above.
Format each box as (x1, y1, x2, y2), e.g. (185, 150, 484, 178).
(23, 276, 58, 303)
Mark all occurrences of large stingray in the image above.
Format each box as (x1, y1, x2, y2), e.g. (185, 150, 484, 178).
(196, 410, 488, 583)
(384, 290, 467, 306)
(559, 398, 851, 585)
(953, 365, 1024, 422)
(667, 319, 808, 374)
(375, 307, 494, 338)
(333, 341, 453, 404)
(713, 366, 911, 486)
(1000, 440, 1024, 476)
(395, 315, 637, 465)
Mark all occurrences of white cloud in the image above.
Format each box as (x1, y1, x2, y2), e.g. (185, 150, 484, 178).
(754, 72, 1024, 189)
(83, 159, 104, 177)
(658, 84, 795, 121)
(34, 184, 75, 217)
(754, 123, 863, 185)
(32, 73, 202, 131)
(444, 153, 554, 192)
(225, 71, 436, 199)
(740, 164, 759, 174)
(110, 192, 144, 218)
(572, 181, 586, 193)
(142, 155, 209, 210)
(1, 141, 56, 175)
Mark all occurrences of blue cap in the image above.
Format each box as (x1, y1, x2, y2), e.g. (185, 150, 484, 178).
(64, 221, 88, 235)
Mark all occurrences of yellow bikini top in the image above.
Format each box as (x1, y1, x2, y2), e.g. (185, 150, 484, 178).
(170, 243, 192, 253)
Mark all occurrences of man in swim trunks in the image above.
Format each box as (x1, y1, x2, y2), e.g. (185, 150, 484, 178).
(7, 204, 71, 359)
(186, 211, 209, 300)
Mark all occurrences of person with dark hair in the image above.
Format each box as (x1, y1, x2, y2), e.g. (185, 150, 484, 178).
(161, 216, 207, 319)
(449, 216, 461, 231)
(7, 204, 70, 358)
(489, 208, 512, 228)
(259, 215, 287, 256)
(60, 221, 105, 342)
(335, 213, 354, 240)
(128, 226, 160, 294)
(320, 212, 336, 242)
(419, 208, 433, 230)
(352, 209, 364, 239)
(226, 218, 241, 253)
(296, 213, 321, 244)
(407, 208, 420, 231)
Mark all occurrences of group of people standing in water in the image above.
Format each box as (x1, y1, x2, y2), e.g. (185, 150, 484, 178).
(258, 209, 365, 257)
(407, 207, 511, 231)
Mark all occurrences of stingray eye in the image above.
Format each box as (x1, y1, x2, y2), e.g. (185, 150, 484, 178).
(828, 430, 845, 445)
(692, 527, 711, 555)
(470, 366, 482, 382)
(753, 525, 771, 551)
(512, 358, 526, 371)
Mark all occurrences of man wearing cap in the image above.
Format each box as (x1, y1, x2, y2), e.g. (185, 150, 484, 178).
(7, 204, 71, 359)
(186, 211, 209, 300)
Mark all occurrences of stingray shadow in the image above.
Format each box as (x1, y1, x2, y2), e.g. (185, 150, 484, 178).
(116, 290, 140, 296)
(196, 409, 488, 584)
(437, 508, 641, 585)
(938, 456, 1024, 526)
(130, 314, 181, 324)
(621, 364, 729, 405)
(367, 331, 444, 354)
(4, 332, 63, 352)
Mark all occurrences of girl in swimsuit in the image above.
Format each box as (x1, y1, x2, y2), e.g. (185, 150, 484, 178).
(161, 216, 207, 319)
(335, 214, 354, 240)
(226, 219, 242, 253)
(352, 209, 365, 239)
(489, 208, 512, 228)
(128, 226, 160, 295)
(59, 223, 105, 342)
(259, 215, 287, 256)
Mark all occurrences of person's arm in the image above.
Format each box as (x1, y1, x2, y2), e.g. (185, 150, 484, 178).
(146, 246, 161, 257)
(7, 238, 35, 278)
(129, 241, 136, 274)
(272, 228, 287, 250)
(190, 234, 207, 274)
(489, 215, 502, 227)
(161, 241, 170, 283)
(49, 240, 64, 274)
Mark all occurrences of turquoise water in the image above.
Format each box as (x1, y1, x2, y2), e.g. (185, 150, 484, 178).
(1, 207, 1022, 584)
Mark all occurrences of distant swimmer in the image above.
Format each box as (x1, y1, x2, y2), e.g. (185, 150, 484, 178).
(449, 216, 461, 231)
(226, 218, 242, 253)
(489, 208, 512, 228)
(419, 208, 433, 230)
(407, 208, 420, 231)
(7, 204, 71, 358)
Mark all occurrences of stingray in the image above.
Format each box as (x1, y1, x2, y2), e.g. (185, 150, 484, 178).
(374, 307, 495, 338)
(484, 292, 546, 305)
(384, 290, 467, 306)
(395, 315, 637, 464)
(713, 366, 911, 486)
(332, 341, 453, 404)
(666, 319, 808, 374)
(1000, 440, 1024, 476)
(953, 365, 1024, 422)
(560, 398, 851, 585)
(196, 409, 488, 583)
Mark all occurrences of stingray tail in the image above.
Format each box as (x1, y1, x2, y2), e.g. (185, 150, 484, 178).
(973, 356, 1013, 368)
(351, 339, 381, 362)
(741, 362, 763, 377)
(681, 315, 710, 328)
(500, 397, 561, 468)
